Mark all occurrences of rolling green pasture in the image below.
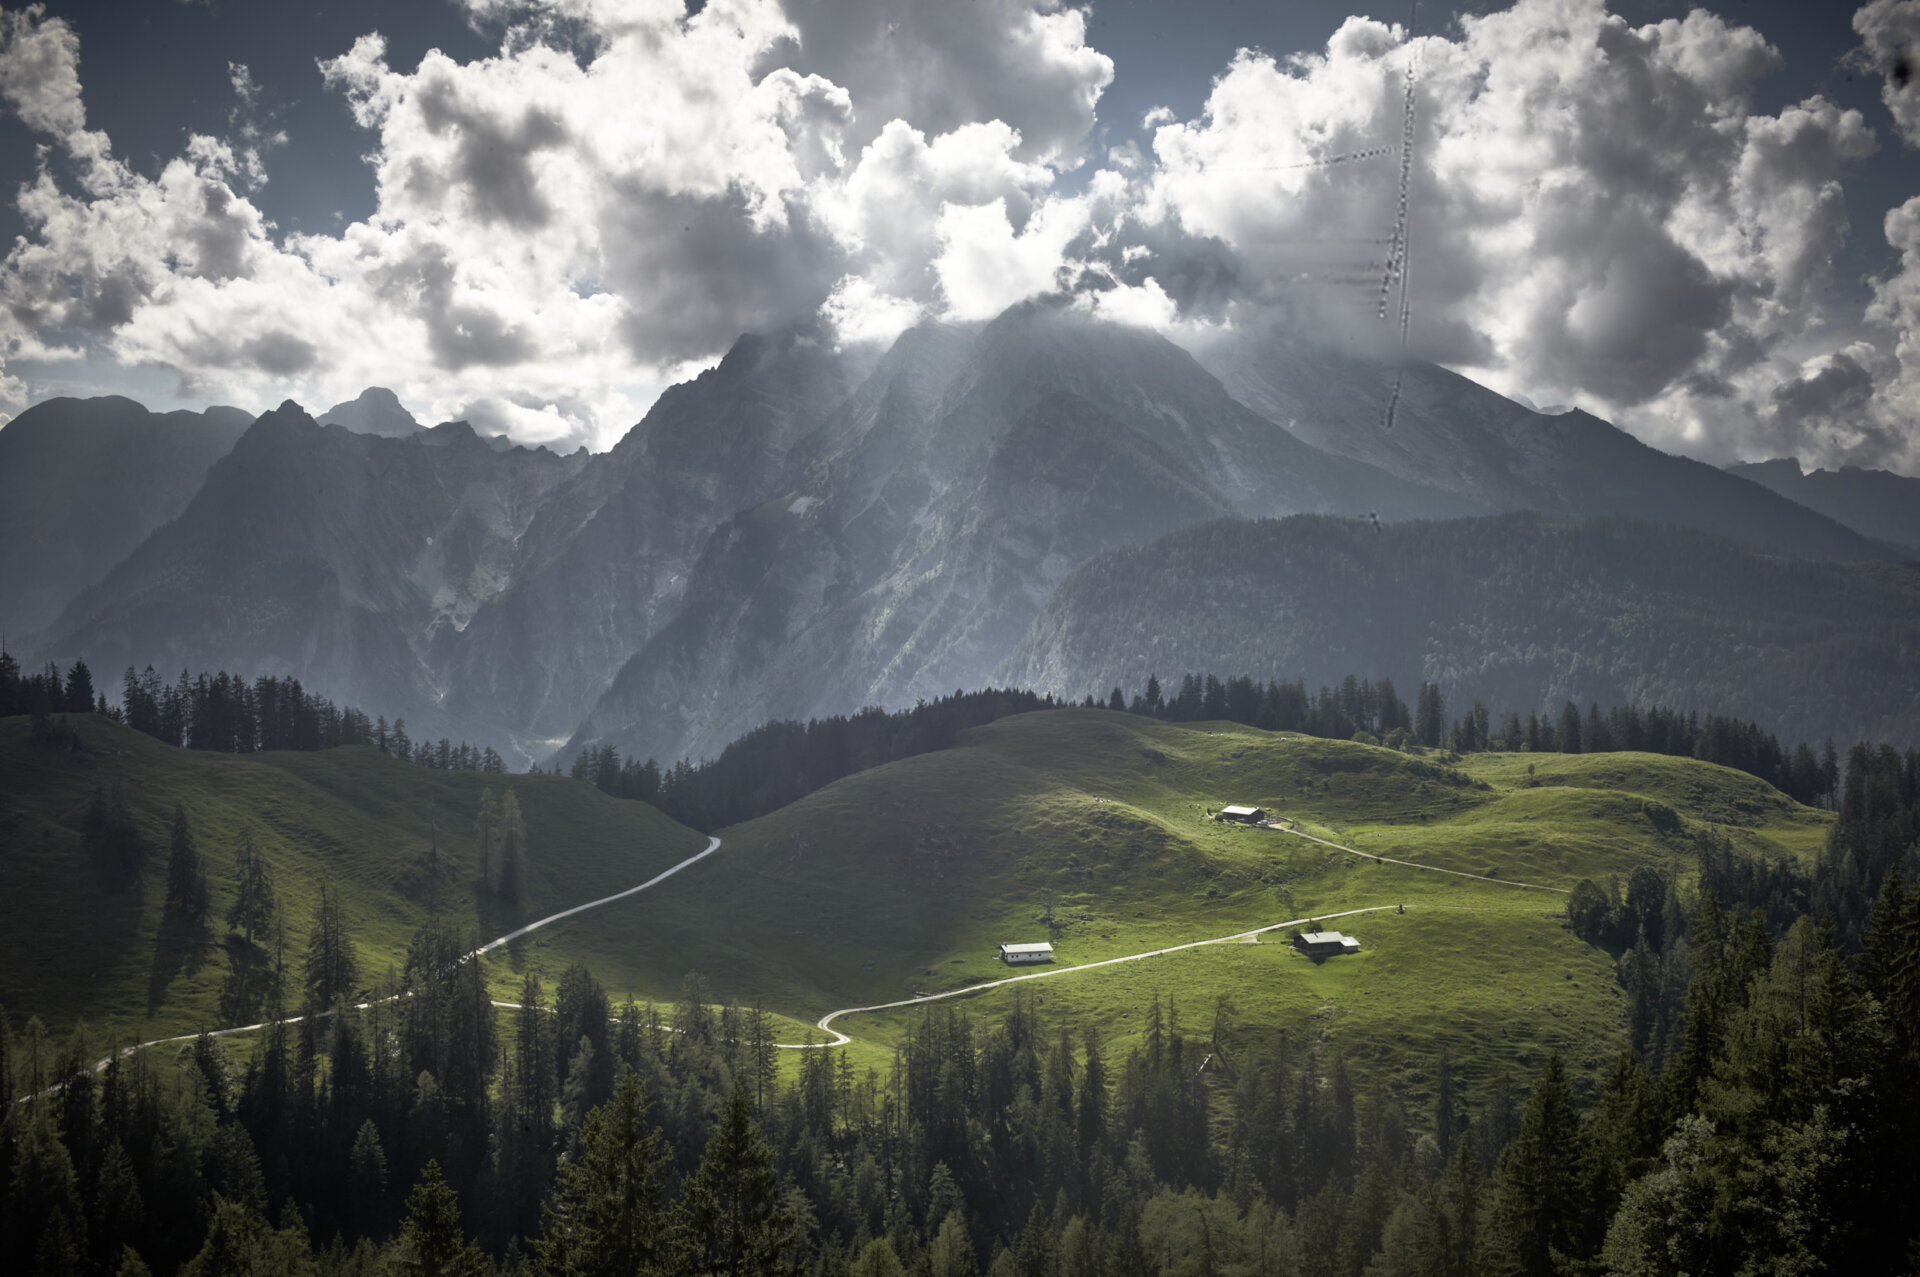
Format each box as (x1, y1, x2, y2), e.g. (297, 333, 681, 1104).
(0, 713, 705, 1046)
(0, 710, 1832, 1106)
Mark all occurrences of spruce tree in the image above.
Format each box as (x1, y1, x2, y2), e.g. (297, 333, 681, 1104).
(226, 830, 277, 947)
(301, 883, 357, 1010)
(536, 1068, 677, 1276)
(389, 1161, 484, 1277)
(473, 788, 500, 892)
(682, 1083, 799, 1277)
(1482, 1053, 1592, 1274)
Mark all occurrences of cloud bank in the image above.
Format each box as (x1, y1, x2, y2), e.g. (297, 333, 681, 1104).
(0, 0, 1911, 471)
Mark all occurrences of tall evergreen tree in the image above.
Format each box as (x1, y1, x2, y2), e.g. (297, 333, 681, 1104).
(1482, 1054, 1592, 1275)
(536, 1068, 677, 1276)
(301, 884, 357, 1010)
(226, 830, 277, 947)
(390, 1161, 485, 1277)
(473, 789, 500, 893)
(682, 1084, 799, 1277)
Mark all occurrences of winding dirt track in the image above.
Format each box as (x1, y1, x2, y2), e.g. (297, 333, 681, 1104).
(26, 836, 724, 1100)
(31, 811, 1568, 1095)
(1271, 824, 1570, 895)
(778, 903, 1407, 1048)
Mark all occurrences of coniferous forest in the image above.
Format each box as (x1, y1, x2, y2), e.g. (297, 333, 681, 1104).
(3, 657, 1918, 1274)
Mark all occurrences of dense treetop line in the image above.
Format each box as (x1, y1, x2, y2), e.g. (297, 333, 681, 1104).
(5, 646, 1920, 1271)
(0, 650, 508, 774)
(567, 689, 1060, 830)
(1, 752, 1916, 1274)
(1, 646, 1843, 834)
(571, 672, 1839, 833)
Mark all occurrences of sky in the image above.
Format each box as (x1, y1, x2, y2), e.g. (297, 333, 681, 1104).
(0, 0, 1915, 473)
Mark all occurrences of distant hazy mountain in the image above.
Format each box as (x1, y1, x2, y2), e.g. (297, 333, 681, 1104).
(39, 403, 587, 740)
(1725, 459, 1920, 557)
(564, 304, 1474, 765)
(1198, 329, 1889, 562)
(1000, 512, 1920, 747)
(315, 386, 422, 438)
(0, 396, 253, 637)
(15, 307, 1910, 769)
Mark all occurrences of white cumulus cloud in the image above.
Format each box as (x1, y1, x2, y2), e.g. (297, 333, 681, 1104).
(0, 0, 1912, 473)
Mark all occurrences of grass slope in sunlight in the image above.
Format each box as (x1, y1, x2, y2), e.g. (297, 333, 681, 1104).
(1, 709, 1832, 1107)
(0, 713, 706, 1045)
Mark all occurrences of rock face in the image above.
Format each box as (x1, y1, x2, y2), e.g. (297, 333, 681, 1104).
(434, 327, 857, 761)
(1726, 459, 1920, 557)
(0, 396, 254, 637)
(39, 405, 588, 743)
(16, 305, 1908, 770)
(996, 512, 1920, 749)
(562, 305, 1474, 766)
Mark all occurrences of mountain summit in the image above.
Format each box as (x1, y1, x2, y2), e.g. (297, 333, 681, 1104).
(13, 306, 1908, 767)
(315, 386, 423, 439)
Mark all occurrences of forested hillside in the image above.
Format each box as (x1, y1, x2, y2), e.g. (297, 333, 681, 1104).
(1, 703, 1914, 1274)
(1003, 513, 1920, 748)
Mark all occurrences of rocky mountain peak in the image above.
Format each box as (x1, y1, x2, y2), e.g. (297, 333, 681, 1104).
(317, 386, 423, 438)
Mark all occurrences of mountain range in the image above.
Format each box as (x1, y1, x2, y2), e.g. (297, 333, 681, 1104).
(7, 301, 1915, 763)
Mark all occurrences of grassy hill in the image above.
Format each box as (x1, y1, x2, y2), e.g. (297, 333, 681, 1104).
(1, 708, 1833, 1107)
(0, 713, 708, 1046)
(494, 709, 1830, 1099)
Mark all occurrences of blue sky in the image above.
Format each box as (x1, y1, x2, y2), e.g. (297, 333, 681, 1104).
(0, 0, 1914, 471)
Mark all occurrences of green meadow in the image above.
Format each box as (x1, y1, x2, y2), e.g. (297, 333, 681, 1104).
(0, 708, 1831, 1104)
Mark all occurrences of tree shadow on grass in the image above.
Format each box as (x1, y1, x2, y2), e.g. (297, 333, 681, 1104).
(472, 886, 529, 974)
(146, 907, 213, 1013)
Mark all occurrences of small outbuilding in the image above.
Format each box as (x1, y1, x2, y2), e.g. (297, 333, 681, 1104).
(1218, 805, 1266, 824)
(1292, 930, 1362, 956)
(1000, 942, 1056, 965)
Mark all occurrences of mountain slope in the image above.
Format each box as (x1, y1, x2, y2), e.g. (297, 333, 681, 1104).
(0, 713, 706, 1040)
(1726, 458, 1920, 556)
(564, 307, 1470, 765)
(999, 512, 1920, 747)
(434, 328, 857, 761)
(1199, 330, 1894, 562)
(509, 707, 1827, 1094)
(0, 396, 254, 636)
(39, 404, 588, 741)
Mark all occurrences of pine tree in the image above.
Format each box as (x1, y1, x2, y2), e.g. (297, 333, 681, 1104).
(389, 1161, 485, 1277)
(1557, 701, 1583, 754)
(226, 830, 277, 947)
(536, 1068, 677, 1276)
(1482, 1053, 1592, 1274)
(63, 661, 94, 715)
(301, 883, 357, 1009)
(682, 1083, 799, 1277)
(928, 1211, 977, 1277)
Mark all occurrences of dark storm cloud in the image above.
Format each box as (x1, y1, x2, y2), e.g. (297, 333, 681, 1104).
(1853, 0, 1920, 146)
(412, 74, 570, 230)
(602, 185, 845, 363)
